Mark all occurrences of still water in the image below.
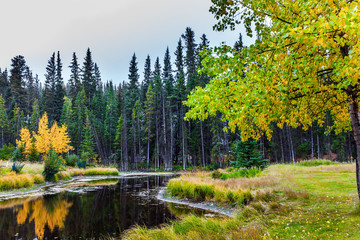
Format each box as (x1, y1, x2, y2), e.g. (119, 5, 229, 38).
(0, 175, 213, 240)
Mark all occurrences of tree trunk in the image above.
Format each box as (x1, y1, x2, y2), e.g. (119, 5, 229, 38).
(200, 121, 205, 167)
(311, 126, 314, 160)
(348, 99, 360, 201)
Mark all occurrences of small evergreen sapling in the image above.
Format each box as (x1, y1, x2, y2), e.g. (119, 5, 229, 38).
(231, 140, 268, 169)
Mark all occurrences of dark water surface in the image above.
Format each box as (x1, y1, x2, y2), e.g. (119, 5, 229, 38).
(0, 175, 213, 240)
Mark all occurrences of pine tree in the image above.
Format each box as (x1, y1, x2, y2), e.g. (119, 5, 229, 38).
(144, 84, 155, 168)
(163, 47, 174, 169)
(29, 100, 40, 133)
(82, 48, 95, 104)
(43, 53, 56, 121)
(60, 96, 72, 127)
(81, 112, 95, 162)
(54, 51, 65, 122)
(71, 88, 87, 152)
(94, 63, 101, 91)
(68, 52, 81, 100)
(0, 95, 9, 147)
(9, 56, 27, 112)
(182, 27, 198, 92)
(104, 82, 118, 157)
(234, 33, 244, 52)
(141, 55, 151, 102)
(174, 39, 187, 169)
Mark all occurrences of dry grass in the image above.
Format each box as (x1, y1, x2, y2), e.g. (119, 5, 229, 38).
(0, 173, 45, 191)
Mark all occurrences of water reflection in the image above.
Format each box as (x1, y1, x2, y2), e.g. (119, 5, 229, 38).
(0, 175, 213, 239)
(15, 197, 72, 240)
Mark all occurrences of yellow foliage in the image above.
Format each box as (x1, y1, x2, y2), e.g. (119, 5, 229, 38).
(33, 112, 73, 155)
(33, 113, 51, 155)
(16, 128, 32, 156)
(16, 197, 72, 240)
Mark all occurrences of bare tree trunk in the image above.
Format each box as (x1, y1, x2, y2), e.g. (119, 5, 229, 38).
(162, 96, 168, 170)
(147, 132, 150, 170)
(132, 118, 136, 169)
(123, 114, 128, 171)
(311, 126, 314, 160)
(280, 129, 285, 163)
(169, 108, 174, 170)
(181, 106, 186, 170)
(200, 121, 205, 167)
(287, 125, 295, 163)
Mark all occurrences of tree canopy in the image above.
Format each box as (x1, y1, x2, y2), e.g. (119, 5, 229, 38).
(186, 0, 359, 139)
(185, 0, 360, 197)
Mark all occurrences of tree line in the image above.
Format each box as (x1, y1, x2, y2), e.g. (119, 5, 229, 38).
(0, 27, 355, 170)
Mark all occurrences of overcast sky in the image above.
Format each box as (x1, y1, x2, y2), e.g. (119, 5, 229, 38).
(0, 0, 252, 84)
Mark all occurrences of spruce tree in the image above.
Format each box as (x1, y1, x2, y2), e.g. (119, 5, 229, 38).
(81, 112, 96, 162)
(54, 51, 65, 122)
(141, 55, 151, 102)
(182, 27, 198, 92)
(234, 33, 244, 52)
(43, 53, 56, 121)
(69, 52, 81, 100)
(82, 48, 95, 104)
(144, 84, 155, 168)
(9, 56, 27, 112)
(0, 95, 9, 147)
(29, 100, 40, 133)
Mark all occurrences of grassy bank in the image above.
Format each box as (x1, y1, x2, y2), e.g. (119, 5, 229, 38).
(123, 161, 360, 239)
(0, 161, 120, 191)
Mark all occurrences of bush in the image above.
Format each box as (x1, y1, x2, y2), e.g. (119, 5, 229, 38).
(11, 162, 25, 174)
(65, 154, 79, 167)
(43, 147, 64, 181)
(0, 143, 15, 160)
(211, 170, 222, 179)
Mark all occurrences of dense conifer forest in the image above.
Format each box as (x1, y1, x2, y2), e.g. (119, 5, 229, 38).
(0, 27, 355, 170)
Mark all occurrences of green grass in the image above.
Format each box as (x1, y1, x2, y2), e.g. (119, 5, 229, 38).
(85, 168, 119, 176)
(296, 159, 338, 167)
(122, 162, 360, 239)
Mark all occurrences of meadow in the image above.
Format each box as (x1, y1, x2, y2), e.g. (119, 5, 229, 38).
(123, 160, 360, 239)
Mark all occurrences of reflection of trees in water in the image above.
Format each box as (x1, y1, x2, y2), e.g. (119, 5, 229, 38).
(15, 197, 72, 240)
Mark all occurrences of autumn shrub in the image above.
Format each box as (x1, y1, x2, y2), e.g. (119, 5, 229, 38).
(43, 147, 64, 181)
(65, 154, 79, 167)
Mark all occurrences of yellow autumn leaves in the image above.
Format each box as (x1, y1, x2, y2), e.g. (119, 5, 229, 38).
(16, 112, 73, 156)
